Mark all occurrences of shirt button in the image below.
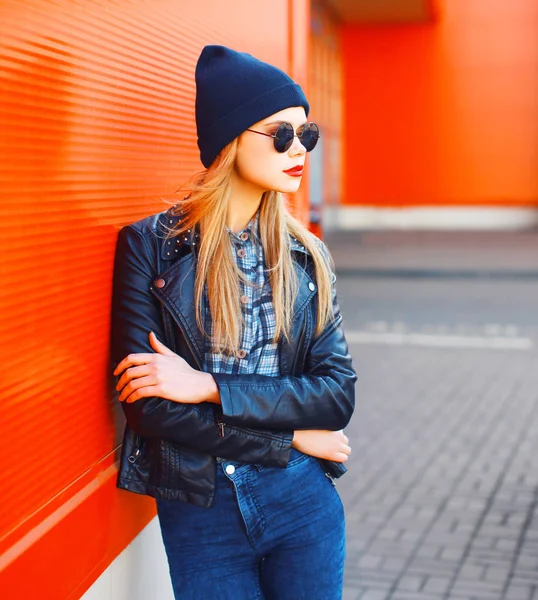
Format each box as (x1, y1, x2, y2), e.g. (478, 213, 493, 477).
(237, 248, 246, 258)
(240, 232, 249, 241)
(225, 465, 236, 475)
(240, 295, 249, 304)
(237, 349, 247, 359)
(308, 282, 316, 291)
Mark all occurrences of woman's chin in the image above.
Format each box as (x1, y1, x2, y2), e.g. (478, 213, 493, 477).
(273, 179, 302, 194)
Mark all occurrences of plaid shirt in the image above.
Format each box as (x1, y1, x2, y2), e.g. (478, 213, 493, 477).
(202, 210, 280, 378)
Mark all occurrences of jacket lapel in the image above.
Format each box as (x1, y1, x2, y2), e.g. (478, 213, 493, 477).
(279, 260, 317, 375)
(151, 253, 206, 369)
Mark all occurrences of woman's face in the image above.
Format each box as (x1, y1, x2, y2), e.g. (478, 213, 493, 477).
(234, 106, 308, 194)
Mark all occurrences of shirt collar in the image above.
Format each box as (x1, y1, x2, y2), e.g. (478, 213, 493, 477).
(226, 209, 260, 243)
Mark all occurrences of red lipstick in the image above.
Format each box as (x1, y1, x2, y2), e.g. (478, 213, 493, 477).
(283, 165, 304, 177)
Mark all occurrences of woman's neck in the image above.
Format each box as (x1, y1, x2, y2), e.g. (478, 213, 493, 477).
(227, 171, 265, 233)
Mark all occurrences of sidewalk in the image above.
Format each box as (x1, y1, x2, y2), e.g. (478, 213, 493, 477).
(324, 230, 538, 278)
(331, 229, 538, 600)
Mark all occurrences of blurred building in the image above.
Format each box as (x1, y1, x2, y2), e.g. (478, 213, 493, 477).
(0, 1, 537, 599)
(332, 0, 538, 231)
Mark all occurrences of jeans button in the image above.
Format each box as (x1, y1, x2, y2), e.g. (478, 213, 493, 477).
(225, 465, 236, 475)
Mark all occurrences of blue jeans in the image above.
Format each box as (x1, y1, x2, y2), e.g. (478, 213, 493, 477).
(156, 449, 346, 599)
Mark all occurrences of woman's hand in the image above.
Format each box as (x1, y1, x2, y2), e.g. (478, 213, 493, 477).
(114, 332, 219, 404)
(292, 429, 351, 462)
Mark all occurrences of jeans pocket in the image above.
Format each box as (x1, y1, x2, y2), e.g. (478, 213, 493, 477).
(286, 450, 312, 468)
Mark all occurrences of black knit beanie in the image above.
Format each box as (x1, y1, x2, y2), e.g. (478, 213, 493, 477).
(195, 45, 310, 168)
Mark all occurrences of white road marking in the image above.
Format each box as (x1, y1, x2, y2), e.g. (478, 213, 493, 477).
(346, 331, 534, 350)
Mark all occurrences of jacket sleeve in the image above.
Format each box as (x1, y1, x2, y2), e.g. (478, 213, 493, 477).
(213, 253, 357, 431)
(111, 224, 293, 467)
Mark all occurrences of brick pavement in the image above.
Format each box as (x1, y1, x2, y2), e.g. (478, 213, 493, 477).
(328, 229, 538, 599)
(339, 331, 538, 600)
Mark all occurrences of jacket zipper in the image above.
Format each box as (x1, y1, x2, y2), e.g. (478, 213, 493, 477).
(128, 434, 141, 464)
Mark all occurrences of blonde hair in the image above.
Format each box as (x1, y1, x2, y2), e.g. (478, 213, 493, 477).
(163, 138, 335, 355)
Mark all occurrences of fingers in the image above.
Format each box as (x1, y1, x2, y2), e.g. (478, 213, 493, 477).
(334, 441, 352, 463)
(334, 452, 349, 462)
(116, 364, 154, 392)
(113, 353, 156, 377)
(149, 331, 177, 357)
(123, 385, 160, 403)
(119, 375, 157, 402)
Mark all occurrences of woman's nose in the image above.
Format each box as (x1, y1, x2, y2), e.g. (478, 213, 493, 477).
(288, 136, 307, 156)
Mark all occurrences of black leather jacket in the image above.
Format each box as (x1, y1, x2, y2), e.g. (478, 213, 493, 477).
(111, 207, 357, 508)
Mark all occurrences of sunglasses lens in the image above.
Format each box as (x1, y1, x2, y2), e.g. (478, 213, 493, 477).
(273, 122, 295, 153)
(297, 122, 320, 152)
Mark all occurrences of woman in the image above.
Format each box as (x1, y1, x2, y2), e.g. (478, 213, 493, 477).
(111, 45, 357, 600)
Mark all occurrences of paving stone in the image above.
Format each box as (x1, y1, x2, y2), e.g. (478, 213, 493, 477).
(391, 594, 444, 600)
(395, 575, 426, 592)
(381, 557, 408, 573)
(503, 584, 534, 600)
(357, 555, 385, 570)
(342, 587, 364, 600)
(359, 590, 389, 600)
(423, 576, 452, 594)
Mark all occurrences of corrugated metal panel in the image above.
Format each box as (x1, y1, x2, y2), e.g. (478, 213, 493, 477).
(0, 0, 302, 596)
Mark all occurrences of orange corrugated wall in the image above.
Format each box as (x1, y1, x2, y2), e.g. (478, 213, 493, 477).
(342, 0, 538, 208)
(0, 1, 309, 597)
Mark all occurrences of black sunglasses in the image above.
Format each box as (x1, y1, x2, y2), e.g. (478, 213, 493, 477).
(245, 121, 320, 153)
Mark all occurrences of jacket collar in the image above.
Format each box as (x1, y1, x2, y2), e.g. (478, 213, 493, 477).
(158, 211, 309, 261)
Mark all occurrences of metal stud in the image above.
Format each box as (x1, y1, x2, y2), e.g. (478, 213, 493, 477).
(166, 252, 170, 256)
